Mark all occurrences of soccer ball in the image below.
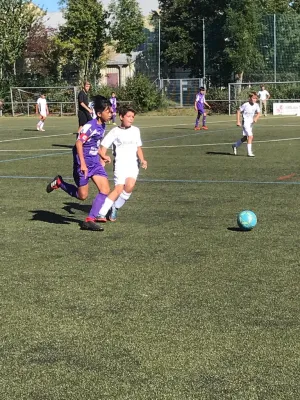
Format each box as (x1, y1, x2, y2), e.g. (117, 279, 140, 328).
(237, 210, 257, 231)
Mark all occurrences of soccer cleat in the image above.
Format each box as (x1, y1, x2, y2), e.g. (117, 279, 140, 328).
(46, 175, 62, 193)
(202, 126, 208, 130)
(232, 145, 237, 155)
(108, 206, 118, 222)
(194, 126, 201, 131)
(81, 219, 104, 231)
(247, 153, 255, 157)
(112, 122, 117, 125)
(40, 128, 45, 132)
(36, 126, 40, 131)
(95, 214, 107, 223)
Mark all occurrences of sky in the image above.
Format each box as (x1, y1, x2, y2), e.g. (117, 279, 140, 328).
(34, 0, 159, 16)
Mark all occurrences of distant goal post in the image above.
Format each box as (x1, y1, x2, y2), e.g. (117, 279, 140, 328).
(10, 86, 77, 117)
(228, 81, 300, 115)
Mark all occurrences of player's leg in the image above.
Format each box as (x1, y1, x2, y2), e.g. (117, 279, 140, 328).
(37, 114, 43, 131)
(232, 126, 247, 155)
(202, 112, 208, 129)
(112, 112, 117, 125)
(194, 111, 201, 130)
(263, 100, 267, 116)
(39, 115, 46, 131)
(246, 134, 254, 156)
(97, 184, 123, 221)
(109, 178, 136, 221)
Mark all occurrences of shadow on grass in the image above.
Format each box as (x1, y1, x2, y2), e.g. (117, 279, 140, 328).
(206, 151, 233, 156)
(52, 144, 74, 149)
(30, 210, 82, 225)
(62, 202, 91, 215)
(227, 227, 251, 232)
(24, 128, 41, 132)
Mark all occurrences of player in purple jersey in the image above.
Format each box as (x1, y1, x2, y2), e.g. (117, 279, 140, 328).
(46, 95, 113, 231)
(194, 87, 211, 130)
(109, 92, 117, 125)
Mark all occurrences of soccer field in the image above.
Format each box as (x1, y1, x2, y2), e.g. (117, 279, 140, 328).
(0, 114, 299, 399)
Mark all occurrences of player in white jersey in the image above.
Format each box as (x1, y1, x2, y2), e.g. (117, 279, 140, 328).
(232, 92, 260, 157)
(96, 105, 147, 222)
(36, 94, 49, 131)
(257, 85, 270, 116)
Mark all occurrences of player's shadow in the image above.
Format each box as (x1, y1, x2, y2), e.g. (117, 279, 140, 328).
(206, 151, 233, 156)
(62, 202, 91, 215)
(24, 129, 41, 132)
(30, 210, 82, 225)
(52, 144, 73, 149)
(227, 227, 250, 232)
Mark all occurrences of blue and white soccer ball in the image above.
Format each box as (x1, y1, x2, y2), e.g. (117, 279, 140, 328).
(237, 210, 257, 231)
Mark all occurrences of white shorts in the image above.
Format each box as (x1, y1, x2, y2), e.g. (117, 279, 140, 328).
(40, 112, 47, 118)
(242, 123, 253, 137)
(114, 164, 139, 185)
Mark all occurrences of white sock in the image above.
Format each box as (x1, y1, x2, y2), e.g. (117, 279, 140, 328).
(114, 191, 132, 209)
(37, 121, 42, 127)
(99, 198, 114, 216)
(247, 143, 252, 154)
(40, 122, 44, 129)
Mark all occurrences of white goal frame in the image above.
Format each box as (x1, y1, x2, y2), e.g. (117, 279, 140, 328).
(10, 86, 77, 117)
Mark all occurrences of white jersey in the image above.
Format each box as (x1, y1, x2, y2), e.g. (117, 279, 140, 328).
(37, 97, 47, 116)
(258, 90, 269, 100)
(101, 125, 142, 168)
(240, 102, 260, 124)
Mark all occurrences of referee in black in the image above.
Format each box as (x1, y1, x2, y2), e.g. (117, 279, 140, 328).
(77, 81, 93, 134)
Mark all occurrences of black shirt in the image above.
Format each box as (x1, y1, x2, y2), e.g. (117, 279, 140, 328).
(78, 90, 89, 113)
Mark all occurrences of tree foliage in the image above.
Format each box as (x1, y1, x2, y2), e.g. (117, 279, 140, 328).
(58, 0, 108, 82)
(0, 0, 44, 78)
(109, 0, 145, 55)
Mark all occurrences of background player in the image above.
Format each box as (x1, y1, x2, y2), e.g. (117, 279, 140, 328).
(232, 92, 260, 157)
(77, 81, 93, 134)
(194, 87, 211, 130)
(36, 93, 49, 131)
(96, 105, 147, 222)
(257, 84, 270, 116)
(46, 96, 112, 231)
(110, 92, 117, 125)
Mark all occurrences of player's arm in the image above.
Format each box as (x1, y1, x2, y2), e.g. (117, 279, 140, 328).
(137, 147, 147, 169)
(75, 140, 88, 178)
(267, 92, 270, 99)
(205, 101, 211, 109)
(236, 109, 242, 126)
(99, 145, 111, 164)
(36, 102, 39, 114)
(46, 102, 49, 115)
(253, 111, 260, 123)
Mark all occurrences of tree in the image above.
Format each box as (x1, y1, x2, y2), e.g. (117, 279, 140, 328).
(223, 0, 265, 83)
(0, 0, 44, 79)
(58, 0, 108, 83)
(109, 0, 145, 55)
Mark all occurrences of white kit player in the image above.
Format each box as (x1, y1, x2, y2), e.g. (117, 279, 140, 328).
(232, 92, 260, 157)
(257, 85, 270, 116)
(96, 105, 147, 222)
(36, 93, 49, 131)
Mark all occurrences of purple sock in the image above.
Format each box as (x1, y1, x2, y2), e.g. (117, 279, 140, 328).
(88, 192, 107, 219)
(202, 115, 207, 126)
(60, 180, 79, 198)
(195, 118, 199, 127)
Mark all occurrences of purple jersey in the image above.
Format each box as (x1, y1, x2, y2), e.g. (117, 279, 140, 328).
(73, 119, 106, 166)
(110, 97, 117, 112)
(195, 92, 205, 111)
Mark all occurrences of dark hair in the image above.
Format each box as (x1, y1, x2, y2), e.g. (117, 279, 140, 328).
(199, 87, 205, 91)
(119, 104, 136, 117)
(111, 92, 116, 95)
(93, 95, 111, 113)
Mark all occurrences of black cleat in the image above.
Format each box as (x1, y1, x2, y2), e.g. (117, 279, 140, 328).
(46, 175, 62, 193)
(81, 220, 104, 231)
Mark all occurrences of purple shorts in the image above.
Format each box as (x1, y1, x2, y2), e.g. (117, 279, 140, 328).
(73, 161, 107, 187)
(197, 107, 205, 114)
